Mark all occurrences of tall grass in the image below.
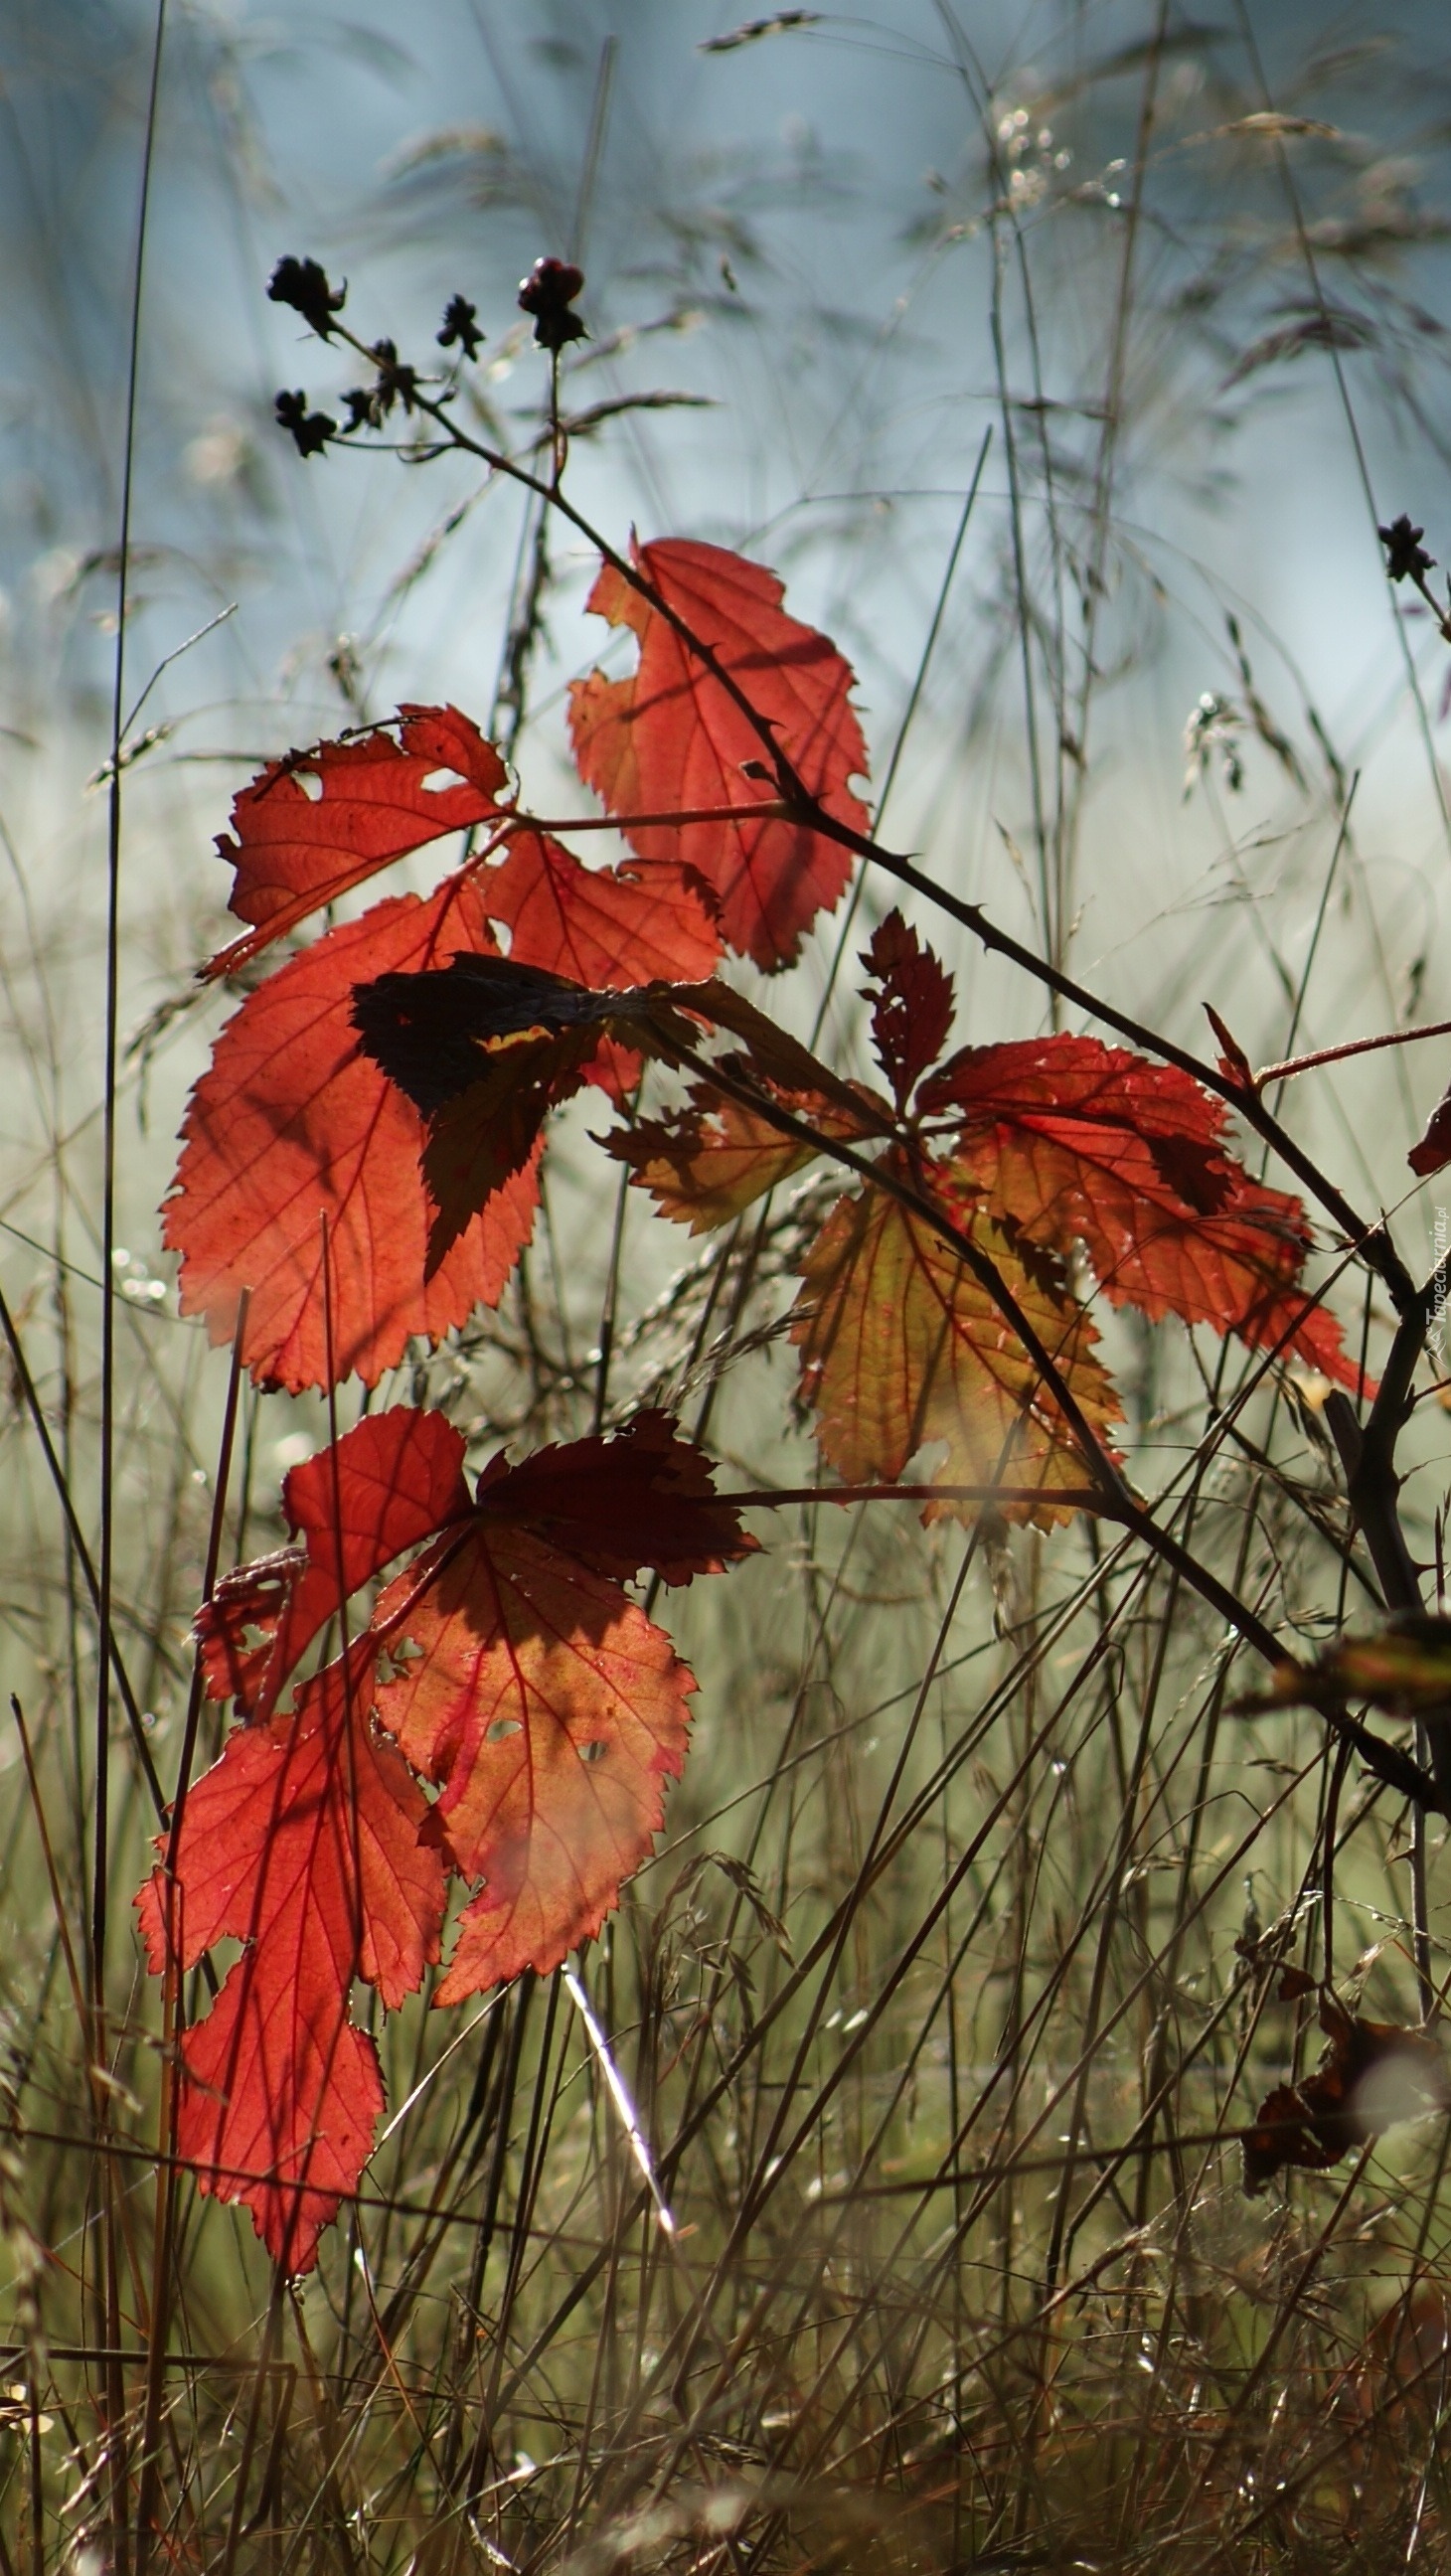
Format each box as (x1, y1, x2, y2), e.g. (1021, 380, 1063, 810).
(6, 3, 1451, 2567)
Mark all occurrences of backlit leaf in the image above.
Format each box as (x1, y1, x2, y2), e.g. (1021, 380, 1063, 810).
(137, 1644, 446, 2269)
(791, 1154, 1121, 1525)
(369, 1415, 754, 2002)
(480, 829, 722, 1101)
(610, 1084, 824, 1232)
(140, 1411, 747, 2264)
(165, 876, 540, 1392)
(921, 1034, 1364, 1388)
(568, 537, 868, 969)
(480, 828, 721, 988)
(609, 1077, 881, 1232)
(205, 705, 510, 979)
(862, 909, 955, 1109)
(197, 1406, 470, 1714)
(375, 1526, 695, 2003)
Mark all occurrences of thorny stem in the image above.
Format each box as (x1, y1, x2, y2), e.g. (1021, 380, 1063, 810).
(1254, 1014, 1451, 1090)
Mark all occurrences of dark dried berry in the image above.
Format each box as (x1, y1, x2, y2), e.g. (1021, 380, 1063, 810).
(267, 255, 346, 338)
(340, 386, 380, 435)
(1379, 514, 1436, 585)
(274, 390, 335, 458)
(369, 339, 421, 416)
(340, 344, 422, 433)
(437, 294, 483, 359)
(518, 256, 586, 354)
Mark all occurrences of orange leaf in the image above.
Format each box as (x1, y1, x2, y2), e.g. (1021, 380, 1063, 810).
(371, 1416, 754, 2001)
(568, 538, 868, 970)
(165, 875, 540, 1392)
(791, 1155, 1121, 1525)
(375, 1526, 694, 2003)
(205, 705, 510, 979)
(137, 1645, 446, 2269)
(141, 1413, 751, 2262)
(610, 1083, 823, 1232)
(609, 1076, 883, 1233)
(921, 1035, 1366, 1390)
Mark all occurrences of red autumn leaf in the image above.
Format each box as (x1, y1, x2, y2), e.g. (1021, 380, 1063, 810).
(567, 537, 869, 970)
(375, 1537, 691, 2004)
(197, 1406, 470, 1714)
(1242, 1990, 1449, 2195)
(372, 1417, 755, 2003)
(165, 874, 541, 1392)
(479, 827, 723, 1100)
(137, 1645, 446, 2269)
(205, 705, 511, 979)
(141, 1411, 748, 2262)
(861, 909, 955, 1110)
(919, 1035, 1364, 1389)
(481, 828, 721, 987)
(791, 1155, 1122, 1526)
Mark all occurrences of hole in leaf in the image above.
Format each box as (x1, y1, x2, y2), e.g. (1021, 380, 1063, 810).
(294, 767, 323, 802)
(486, 1716, 522, 1742)
(421, 766, 469, 796)
(375, 1635, 424, 1687)
(578, 1739, 608, 1764)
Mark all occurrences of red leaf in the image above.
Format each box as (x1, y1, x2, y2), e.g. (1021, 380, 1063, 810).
(205, 706, 510, 979)
(482, 829, 721, 987)
(376, 1529, 694, 2004)
(165, 874, 540, 1392)
(791, 1156, 1122, 1527)
(568, 538, 868, 970)
(197, 1406, 470, 1714)
(920, 1035, 1365, 1389)
(481, 827, 722, 1100)
(137, 1646, 446, 2269)
(140, 1411, 746, 2264)
(861, 909, 955, 1109)
(373, 1417, 753, 2000)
